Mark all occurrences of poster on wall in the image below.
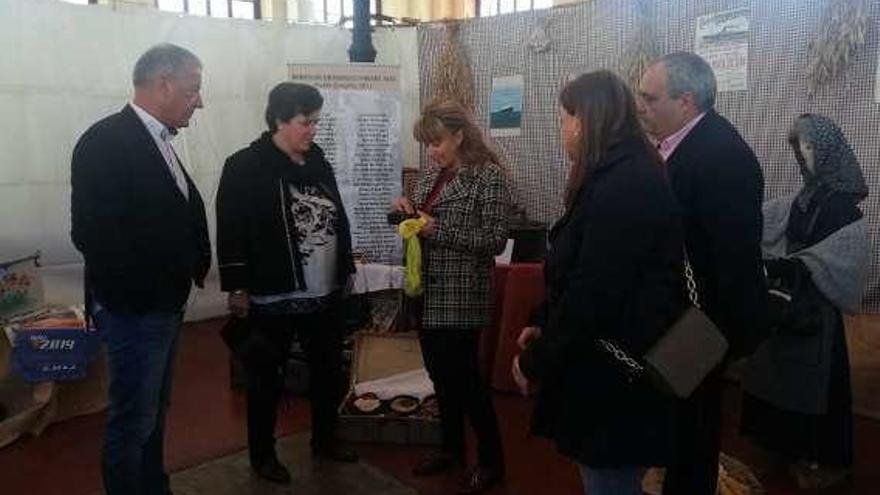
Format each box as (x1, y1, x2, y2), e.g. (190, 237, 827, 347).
(695, 8, 750, 92)
(288, 64, 403, 264)
(489, 75, 524, 137)
(875, 49, 880, 103)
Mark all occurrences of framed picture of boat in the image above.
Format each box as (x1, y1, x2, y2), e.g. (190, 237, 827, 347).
(489, 75, 523, 137)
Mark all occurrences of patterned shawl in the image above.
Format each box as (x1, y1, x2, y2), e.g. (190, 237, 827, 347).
(791, 113, 868, 210)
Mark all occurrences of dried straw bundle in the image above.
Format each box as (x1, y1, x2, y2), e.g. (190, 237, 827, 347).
(432, 22, 476, 112)
(806, 0, 870, 94)
(621, 0, 658, 91)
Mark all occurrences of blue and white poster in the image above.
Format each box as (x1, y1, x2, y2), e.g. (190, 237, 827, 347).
(489, 75, 523, 137)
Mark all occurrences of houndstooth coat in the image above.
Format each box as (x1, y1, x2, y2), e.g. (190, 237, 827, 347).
(413, 161, 510, 330)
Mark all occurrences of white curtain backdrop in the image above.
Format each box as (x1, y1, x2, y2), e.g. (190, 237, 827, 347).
(0, 0, 419, 320)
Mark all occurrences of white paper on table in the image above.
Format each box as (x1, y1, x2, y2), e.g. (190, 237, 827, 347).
(350, 263, 405, 294)
(495, 239, 514, 265)
(353, 368, 435, 400)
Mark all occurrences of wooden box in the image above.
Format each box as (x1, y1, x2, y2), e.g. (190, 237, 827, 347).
(337, 332, 441, 445)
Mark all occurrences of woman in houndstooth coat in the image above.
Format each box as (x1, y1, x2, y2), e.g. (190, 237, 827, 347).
(390, 98, 510, 494)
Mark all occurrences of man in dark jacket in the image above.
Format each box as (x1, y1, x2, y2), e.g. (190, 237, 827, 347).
(70, 44, 210, 495)
(637, 52, 768, 495)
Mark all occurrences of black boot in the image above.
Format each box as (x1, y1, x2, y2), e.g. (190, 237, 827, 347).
(457, 465, 504, 494)
(412, 452, 464, 477)
(250, 456, 291, 484)
(311, 441, 359, 463)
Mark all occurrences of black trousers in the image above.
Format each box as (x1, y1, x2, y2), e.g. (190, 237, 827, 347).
(245, 306, 345, 462)
(662, 370, 723, 495)
(419, 328, 504, 469)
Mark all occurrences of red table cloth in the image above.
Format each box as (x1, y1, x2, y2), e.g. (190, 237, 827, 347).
(480, 263, 544, 392)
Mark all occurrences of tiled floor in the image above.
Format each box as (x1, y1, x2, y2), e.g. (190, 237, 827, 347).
(1, 318, 878, 495)
(171, 432, 418, 495)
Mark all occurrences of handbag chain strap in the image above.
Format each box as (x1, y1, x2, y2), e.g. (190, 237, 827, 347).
(596, 338, 645, 380)
(597, 253, 698, 381)
(684, 258, 701, 309)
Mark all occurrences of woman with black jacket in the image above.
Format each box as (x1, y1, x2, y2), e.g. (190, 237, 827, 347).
(216, 82, 357, 485)
(512, 71, 686, 494)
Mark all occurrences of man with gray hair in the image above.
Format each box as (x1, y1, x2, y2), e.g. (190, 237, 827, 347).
(638, 52, 767, 494)
(71, 43, 210, 495)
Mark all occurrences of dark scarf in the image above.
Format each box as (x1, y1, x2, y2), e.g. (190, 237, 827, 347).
(792, 114, 868, 211)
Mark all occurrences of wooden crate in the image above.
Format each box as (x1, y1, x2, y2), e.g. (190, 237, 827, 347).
(337, 332, 441, 445)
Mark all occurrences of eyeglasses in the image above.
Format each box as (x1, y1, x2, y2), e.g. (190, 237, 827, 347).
(292, 116, 320, 127)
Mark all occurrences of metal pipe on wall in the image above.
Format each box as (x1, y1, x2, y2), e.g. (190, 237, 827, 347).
(349, 0, 377, 62)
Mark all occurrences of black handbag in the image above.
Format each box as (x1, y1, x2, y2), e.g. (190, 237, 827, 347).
(343, 255, 376, 333)
(765, 200, 825, 336)
(220, 316, 283, 364)
(766, 259, 824, 336)
(597, 258, 728, 398)
(396, 294, 423, 333)
(344, 292, 372, 332)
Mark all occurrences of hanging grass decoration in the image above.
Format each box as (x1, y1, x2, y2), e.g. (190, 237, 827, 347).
(433, 21, 476, 112)
(806, 0, 870, 95)
(620, 0, 658, 91)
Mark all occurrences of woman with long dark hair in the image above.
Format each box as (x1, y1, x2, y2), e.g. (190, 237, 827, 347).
(390, 98, 509, 494)
(512, 71, 685, 494)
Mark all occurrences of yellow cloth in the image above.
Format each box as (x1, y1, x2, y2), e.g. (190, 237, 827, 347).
(398, 217, 428, 297)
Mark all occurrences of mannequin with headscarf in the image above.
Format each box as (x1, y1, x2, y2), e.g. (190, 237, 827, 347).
(741, 114, 868, 490)
(789, 114, 868, 248)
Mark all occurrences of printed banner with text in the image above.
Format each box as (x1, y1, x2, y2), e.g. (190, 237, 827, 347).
(288, 64, 403, 265)
(695, 8, 750, 92)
